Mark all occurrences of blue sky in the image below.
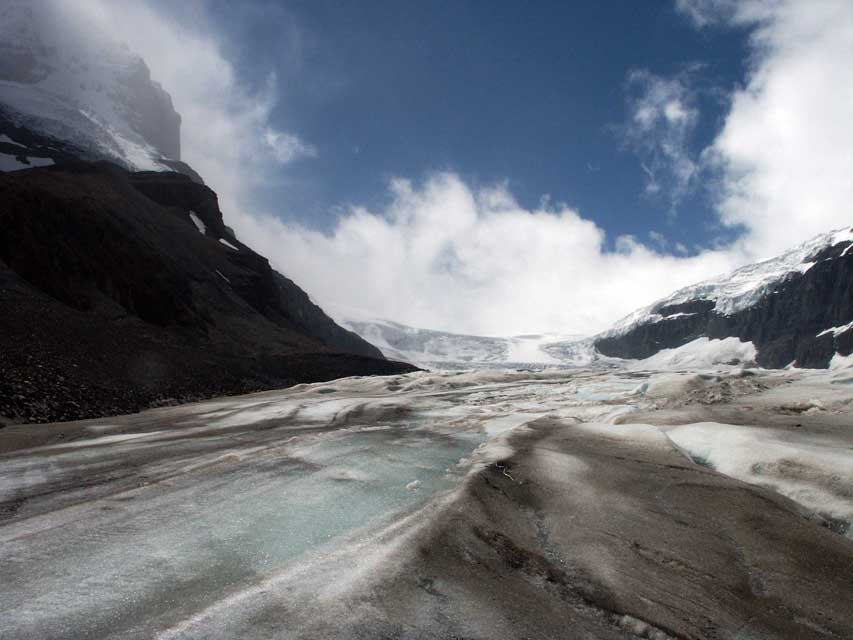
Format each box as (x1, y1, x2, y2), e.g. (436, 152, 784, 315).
(154, 0, 750, 252)
(106, 0, 853, 334)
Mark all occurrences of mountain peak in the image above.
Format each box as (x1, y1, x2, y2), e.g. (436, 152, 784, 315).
(596, 225, 853, 368)
(0, 0, 181, 171)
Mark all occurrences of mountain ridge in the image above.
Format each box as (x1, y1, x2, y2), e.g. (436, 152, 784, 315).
(594, 226, 853, 368)
(340, 227, 853, 371)
(0, 162, 415, 424)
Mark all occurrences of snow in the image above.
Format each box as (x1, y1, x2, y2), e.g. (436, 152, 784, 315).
(0, 152, 54, 171)
(634, 337, 757, 370)
(505, 335, 565, 365)
(0, 134, 26, 148)
(337, 319, 508, 366)
(0, 153, 30, 171)
(817, 321, 853, 338)
(482, 412, 546, 436)
(25, 156, 53, 168)
(0, 2, 178, 172)
(47, 431, 165, 449)
(605, 226, 853, 338)
(665, 422, 853, 528)
(1, 365, 850, 636)
(188, 211, 206, 235)
(829, 352, 853, 369)
(334, 315, 587, 368)
(219, 238, 239, 251)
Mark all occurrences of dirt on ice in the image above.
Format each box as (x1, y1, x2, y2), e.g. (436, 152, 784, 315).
(1, 366, 851, 639)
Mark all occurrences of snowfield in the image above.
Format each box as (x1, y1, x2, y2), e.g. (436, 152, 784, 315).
(336, 316, 587, 368)
(633, 336, 758, 370)
(1, 362, 852, 638)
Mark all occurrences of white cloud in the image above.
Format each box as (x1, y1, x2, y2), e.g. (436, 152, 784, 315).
(266, 0, 853, 334)
(648, 231, 668, 249)
(693, 0, 853, 258)
(263, 127, 316, 164)
(623, 69, 700, 210)
(228, 174, 741, 335)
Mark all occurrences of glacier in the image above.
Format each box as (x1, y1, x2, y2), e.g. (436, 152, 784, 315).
(2, 363, 852, 638)
(333, 313, 590, 369)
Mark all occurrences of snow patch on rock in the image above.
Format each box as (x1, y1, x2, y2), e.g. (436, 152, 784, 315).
(0, 152, 53, 171)
(188, 211, 206, 235)
(634, 337, 757, 370)
(818, 321, 853, 338)
(0, 134, 26, 147)
(829, 352, 853, 370)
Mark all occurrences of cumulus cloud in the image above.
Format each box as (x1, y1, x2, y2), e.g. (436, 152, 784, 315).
(227, 174, 741, 335)
(625, 0, 853, 258)
(622, 68, 701, 211)
(693, 0, 853, 257)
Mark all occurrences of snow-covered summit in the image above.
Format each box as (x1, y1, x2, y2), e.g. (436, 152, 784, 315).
(0, 0, 181, 172)
(596, 225, 853, 369)
(605, 226, 853, 338)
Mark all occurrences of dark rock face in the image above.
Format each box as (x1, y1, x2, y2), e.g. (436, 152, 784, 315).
(0, 163, 415, 423)
(0, 108, 84, 165)
(595, 239, 853, 368)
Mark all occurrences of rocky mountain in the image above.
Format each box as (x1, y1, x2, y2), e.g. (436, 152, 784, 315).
(335, 315, 587, 368)
(0, 0, 196, 178)
(0, 3, 414, 424)
(0, 163, 414, 424)
(595, 227, 853, 369)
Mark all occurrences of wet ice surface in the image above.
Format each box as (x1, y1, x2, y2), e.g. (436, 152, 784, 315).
(1, 366, 851, 638)
(666, 421, 853, 529)
(0, 370, 636, 638)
